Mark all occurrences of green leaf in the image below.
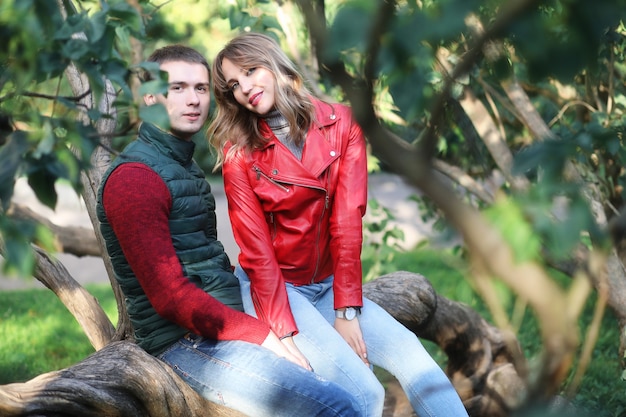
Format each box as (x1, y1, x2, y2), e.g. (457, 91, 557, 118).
(35, 223, 57, 253)
(87, 9, 108, 43)
(33, 121, 55, 159)
(0, 216, 37, 277)
(54, 12, 89, 41)
(101, 57, 132, 97)
(27, 169, 57, 210)
(483, 198, 542, 263)
(137, 66, 169, 98)
(109, 2, 145, 38)
(325, 2, 373, 64)
(0, 132, 28, 210)
(35, 50, 68, 80)
(61, 38, 90, 61)
(139, 104, 170, 131)
(2, 238, 35, 278)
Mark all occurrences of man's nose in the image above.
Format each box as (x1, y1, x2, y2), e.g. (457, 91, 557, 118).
(187, 88, 200, 104)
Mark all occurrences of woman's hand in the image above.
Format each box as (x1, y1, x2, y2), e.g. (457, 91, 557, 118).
(261, 331, 313, 371)
(335, 318, 369, 366)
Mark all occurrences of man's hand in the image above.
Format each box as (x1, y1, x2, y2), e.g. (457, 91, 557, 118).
(335, 318, 369, 366)
(261, 331, 313, 371)
(280, 335, 313, 371)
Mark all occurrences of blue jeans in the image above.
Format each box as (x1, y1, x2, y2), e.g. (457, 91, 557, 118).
(236, 266, 469, 417)
(157, 333, 361, 416)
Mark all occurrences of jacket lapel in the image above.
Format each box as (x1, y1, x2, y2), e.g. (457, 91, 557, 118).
(254, 106, 342, 186)
(301, 127, 340, 178)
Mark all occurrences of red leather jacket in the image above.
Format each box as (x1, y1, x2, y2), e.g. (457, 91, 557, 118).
(223, 98, 367, 338)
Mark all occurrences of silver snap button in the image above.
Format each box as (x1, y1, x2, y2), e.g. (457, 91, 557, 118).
(330, 114, 336, 120)
(330, 151, 336, 157)
(272, 169, 278, 174)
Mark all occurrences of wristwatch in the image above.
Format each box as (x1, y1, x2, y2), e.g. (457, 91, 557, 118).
(335, 307, 361, 320)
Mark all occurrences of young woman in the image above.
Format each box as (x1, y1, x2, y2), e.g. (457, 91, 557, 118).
(209, 32, 469, 417)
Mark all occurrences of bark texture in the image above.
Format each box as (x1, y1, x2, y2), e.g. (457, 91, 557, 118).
(364, 271, 526, 417)
(0, 341, 244, 417)
(0, 271, 522, 417)
(8, 203, 100, 257)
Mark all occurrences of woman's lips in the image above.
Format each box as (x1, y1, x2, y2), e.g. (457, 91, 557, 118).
(249, 91, 262, 106)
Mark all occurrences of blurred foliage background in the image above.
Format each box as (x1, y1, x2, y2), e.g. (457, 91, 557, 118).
(3, 0, 626, 415)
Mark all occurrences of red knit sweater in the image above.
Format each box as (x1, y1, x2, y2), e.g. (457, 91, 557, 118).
(102, 162, 270, 345)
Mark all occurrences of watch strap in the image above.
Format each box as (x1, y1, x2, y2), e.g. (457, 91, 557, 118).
(335, 307, 361, 320)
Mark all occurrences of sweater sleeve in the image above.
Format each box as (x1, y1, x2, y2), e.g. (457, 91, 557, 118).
(102, 162, 270, 345)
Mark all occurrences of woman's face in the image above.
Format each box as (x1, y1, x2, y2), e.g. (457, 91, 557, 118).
(221, 57, 276, 116)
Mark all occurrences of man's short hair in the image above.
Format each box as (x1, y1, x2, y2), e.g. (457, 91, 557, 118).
(142, 44, 210, 82)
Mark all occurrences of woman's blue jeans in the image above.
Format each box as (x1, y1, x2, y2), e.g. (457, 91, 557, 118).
(157, 327, 361, 416)
(235, 266, 469, 417)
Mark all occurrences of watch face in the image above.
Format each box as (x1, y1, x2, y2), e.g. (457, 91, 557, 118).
(345, 308, 356, 320)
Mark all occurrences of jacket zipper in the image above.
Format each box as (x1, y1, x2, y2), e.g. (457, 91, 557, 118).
(309, 191, 330, 283)
(269, 212, 277, 240)
(253, 164, 330, 284)
(253, 166, 291, 192)
(310, 166, 332, 284)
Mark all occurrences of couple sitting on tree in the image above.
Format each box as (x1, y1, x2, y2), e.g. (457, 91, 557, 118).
(97, 32, 468, 417)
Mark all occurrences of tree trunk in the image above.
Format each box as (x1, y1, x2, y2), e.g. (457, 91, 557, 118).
(8, 203, 100, 257)
(0, 2, 578, 416)
(0, 271, 521, 417)
(364, 271, 526, 417)
(0, 341, 244, 417)
(31, 244, 115, 350)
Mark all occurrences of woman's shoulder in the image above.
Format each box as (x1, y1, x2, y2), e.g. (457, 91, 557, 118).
(311, 97, 354, 123)
(224, 142, 259, 168)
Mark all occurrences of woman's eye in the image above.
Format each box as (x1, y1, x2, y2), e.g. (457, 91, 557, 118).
(230, 82, 240, 91)
(246, 68, 256, 76)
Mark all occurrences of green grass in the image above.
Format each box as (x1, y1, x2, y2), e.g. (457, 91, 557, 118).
(0, 284, 117, 384)
(1, 248, 626, 416)
(365, 247, 626, 416)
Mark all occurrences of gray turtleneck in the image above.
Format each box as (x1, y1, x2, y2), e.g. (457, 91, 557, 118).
(263, 109, 305, 160)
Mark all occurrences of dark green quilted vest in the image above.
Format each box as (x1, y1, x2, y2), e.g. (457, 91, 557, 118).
(96, 123, 243, 356)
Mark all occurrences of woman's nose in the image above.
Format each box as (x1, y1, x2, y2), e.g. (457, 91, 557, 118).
(239, 78, 252, 94)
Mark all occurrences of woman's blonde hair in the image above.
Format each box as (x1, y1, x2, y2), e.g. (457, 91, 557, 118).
(208, 32, 315, 167)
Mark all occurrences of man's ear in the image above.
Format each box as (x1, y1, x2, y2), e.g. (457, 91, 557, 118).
(144, 94, 157, 106)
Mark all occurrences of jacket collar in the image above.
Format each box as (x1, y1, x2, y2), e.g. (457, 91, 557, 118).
(311, 99, 339, 128)
(258, 98, 340, 146)
(255, 99, 341, 182)
(139, 122, 196, 166)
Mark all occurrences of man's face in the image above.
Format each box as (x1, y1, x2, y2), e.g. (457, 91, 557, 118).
(144, 61, 210, 140)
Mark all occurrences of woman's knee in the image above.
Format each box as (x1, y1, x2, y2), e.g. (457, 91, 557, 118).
(366, 379, 386, 401)
(351, 373, 385, 415)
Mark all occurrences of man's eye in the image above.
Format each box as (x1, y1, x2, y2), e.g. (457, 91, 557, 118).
(197, 86, 208, 93)
(171, 85, 182, 91)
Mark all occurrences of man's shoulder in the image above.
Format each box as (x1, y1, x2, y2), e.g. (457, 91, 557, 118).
(107, 162, 162, 190)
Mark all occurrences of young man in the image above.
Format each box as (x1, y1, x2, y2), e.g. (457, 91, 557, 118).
(96, 44, 360, 417)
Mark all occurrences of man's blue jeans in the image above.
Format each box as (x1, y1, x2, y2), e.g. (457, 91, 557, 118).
(235, 266, 470, 417)
(157, 330, 361, 416)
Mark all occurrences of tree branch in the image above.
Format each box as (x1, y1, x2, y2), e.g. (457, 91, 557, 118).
(32, 245, 114, 350)
(8, 203, 100, 257)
